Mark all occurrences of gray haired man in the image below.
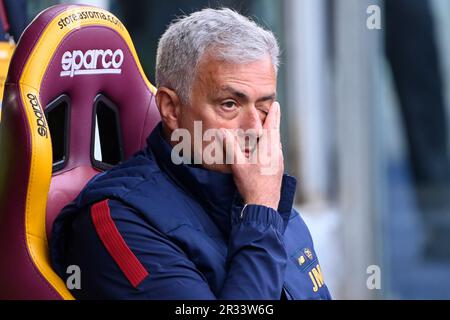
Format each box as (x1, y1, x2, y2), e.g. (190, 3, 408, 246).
(51, 8, 332, 300)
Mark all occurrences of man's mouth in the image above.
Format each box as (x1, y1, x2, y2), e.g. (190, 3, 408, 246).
(243, 145, 257, 158)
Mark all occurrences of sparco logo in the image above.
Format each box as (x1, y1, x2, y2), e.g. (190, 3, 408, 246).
(27, 93, 48, 138)
(60, 49, 124, 77)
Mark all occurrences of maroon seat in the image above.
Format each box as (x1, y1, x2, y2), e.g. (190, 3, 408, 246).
(0, 4, 160, 299)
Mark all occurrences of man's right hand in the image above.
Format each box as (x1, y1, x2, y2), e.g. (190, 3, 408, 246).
(220, 102, 284, 211)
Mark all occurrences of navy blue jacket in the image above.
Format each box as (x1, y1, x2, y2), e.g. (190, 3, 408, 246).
(50, 123, 331, 300)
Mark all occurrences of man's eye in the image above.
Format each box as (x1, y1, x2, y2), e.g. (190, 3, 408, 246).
(221, 101, 237, 110)
(258, 108, 269, 116)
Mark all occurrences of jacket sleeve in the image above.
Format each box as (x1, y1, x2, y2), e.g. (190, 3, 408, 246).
(63, 199, 287, 300)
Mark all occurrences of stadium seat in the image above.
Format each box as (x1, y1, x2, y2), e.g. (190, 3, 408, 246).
(0, 4, 160, 299)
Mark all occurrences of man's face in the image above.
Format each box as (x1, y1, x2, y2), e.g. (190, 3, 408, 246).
(176, 53, 277, 173)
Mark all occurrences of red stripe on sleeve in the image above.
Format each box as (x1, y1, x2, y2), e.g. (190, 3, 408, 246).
(90, 199, 149, 288)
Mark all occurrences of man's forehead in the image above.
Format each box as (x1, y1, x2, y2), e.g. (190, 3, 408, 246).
(194, 55, 276, 96)
(198, 53, 275, 76)
(217, 85, 276, 101)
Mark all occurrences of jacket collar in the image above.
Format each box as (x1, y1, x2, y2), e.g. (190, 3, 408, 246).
(148, 123, 238, 237)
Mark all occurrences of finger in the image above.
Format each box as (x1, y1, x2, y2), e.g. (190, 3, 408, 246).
(273, 101, 281, 141)
(260, 102, 281, 146)
(275, 101, 281, 133)
(262, 101, 279, 131)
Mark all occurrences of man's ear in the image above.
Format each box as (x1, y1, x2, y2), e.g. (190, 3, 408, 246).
(155, 87, 182, 131)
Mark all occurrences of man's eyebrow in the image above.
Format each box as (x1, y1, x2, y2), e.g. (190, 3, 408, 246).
(257, 93, 276, 103)
(219, 86, 249, 101)
(219, 86, 276, 102)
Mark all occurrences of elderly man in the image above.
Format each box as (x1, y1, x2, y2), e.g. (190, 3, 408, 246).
(50, 8, 331, 300)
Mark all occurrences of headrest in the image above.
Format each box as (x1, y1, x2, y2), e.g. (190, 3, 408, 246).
(8, 4, 159, 170)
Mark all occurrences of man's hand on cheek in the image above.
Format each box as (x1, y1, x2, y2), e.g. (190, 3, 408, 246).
(220, 102, 284, 211)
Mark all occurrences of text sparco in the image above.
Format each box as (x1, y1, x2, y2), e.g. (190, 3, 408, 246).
(27, 93, 48, 138)
(60, 49, 124, 77)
